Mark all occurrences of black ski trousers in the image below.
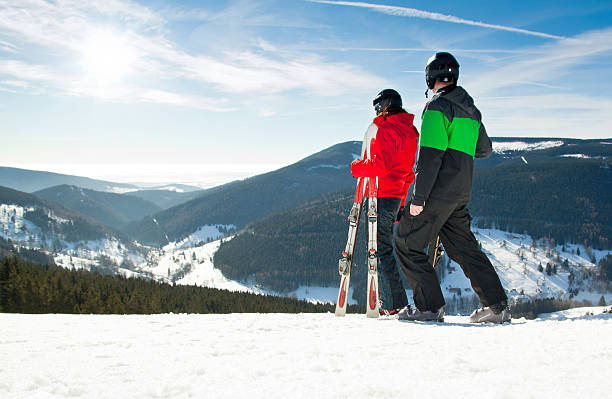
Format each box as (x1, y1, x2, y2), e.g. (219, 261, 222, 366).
(394, 199, 507, 312)
(377, 197, 408, 311)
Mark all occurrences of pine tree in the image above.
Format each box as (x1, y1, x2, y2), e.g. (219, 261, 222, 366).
(598, 296, 606, 306)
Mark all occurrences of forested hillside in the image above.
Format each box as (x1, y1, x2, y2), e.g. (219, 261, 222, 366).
(214, 189, 370, 299)
(0, 256, 360, 314)
(213, 144, 611, 302)
(0, 186, 129, 244)
(35, 185, 161, 230)
(126, 188, 205, 210)
(471, 157, 611, 249)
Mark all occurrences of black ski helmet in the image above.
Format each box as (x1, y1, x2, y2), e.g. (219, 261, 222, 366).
(373, 89, 402, 114)
(425, 52, 460, 90)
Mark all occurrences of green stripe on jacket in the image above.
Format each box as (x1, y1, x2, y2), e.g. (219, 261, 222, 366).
(420, 110, 481, 157)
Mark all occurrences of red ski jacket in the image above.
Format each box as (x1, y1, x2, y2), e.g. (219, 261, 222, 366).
(350, 111, 419, 199)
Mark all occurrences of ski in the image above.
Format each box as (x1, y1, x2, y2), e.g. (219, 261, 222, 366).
(336, 128, 380, 318)
(365, 175, 379, 318)
(334, 177, 365, 316)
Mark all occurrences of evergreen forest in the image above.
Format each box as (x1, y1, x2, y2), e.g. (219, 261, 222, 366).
(0, 256, 367, 314)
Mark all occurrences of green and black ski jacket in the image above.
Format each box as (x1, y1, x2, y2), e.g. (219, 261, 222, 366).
(412, 85, 492, 206)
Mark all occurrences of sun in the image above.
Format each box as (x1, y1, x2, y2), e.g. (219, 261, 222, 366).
(80, 29, 135, 82)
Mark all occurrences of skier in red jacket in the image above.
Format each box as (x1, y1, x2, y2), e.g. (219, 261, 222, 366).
(351, 89, 419, 315)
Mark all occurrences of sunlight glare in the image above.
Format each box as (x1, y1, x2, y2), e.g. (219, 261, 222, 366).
(80, 29, 135, 82)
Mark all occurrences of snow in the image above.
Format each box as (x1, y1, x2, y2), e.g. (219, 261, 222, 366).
(306, 164, 347, 171)
(0, 204, 41, 244)
(1, 308, 611, 399)
(162, 224, 236, 252)
(562, 153, 591, 159)
(153, 239, 251, 292)
(438, 228, 612, 306)
(492, 140, 564, 153)
(130, 227, 612, 307)
(3, 203, 610, 308)
(560, 154, 606, 159)
(290, 285, 356, 305)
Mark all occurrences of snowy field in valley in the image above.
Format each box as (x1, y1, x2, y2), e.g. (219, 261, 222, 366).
(2, 307, 611, 399)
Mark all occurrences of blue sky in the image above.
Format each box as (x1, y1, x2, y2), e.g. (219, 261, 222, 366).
(1, 0, 611, 187)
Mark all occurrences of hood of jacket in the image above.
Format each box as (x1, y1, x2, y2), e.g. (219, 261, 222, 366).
(436, 85, 478, 119)
(373, 111, 417, 135)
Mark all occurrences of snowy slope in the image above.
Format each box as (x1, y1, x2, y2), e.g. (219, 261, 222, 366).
(3, 201, 609, 306)
(138, 238, 251, 292)
(1, 308, 611, 399)
(142, 237, 357, 304)
(1, 204, 42, 244)
(1, 203, 146, 272)
(440, 228, 611, 305)
(159, 227, 609, 306)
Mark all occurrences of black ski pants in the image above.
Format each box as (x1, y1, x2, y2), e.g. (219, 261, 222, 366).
(377, 197, 408, 311)
(394, 199, 507, 312)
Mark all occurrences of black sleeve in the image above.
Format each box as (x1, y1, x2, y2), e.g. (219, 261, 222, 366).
(411, 147, 445, 206)
(475, 122, 492, 159)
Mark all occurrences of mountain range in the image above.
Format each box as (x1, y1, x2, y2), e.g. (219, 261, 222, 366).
(34, 185, 162, 230)
(123, 141, 362, 245)
(0, 166, 138, 193)
(1, 137, 610, 306)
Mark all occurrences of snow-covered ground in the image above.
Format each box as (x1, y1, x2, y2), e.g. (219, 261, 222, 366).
(1, 307, 611, 399)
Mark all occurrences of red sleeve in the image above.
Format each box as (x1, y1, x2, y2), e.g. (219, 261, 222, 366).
(350, 130, 393, 178)
(400, 126, 419, 200)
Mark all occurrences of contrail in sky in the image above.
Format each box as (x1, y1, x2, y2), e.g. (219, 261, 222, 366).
(310, 0, 569, 40)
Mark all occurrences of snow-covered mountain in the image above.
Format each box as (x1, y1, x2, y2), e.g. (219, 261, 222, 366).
(157, 229, 611, 307)
(1, 137, 610, 309)
(0, 186, 149, 276)
(2, 191, 609, 308)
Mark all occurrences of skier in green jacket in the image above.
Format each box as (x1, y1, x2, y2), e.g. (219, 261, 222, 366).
(394, 52, 510, 323)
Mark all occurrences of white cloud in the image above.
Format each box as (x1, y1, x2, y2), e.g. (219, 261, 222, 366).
(0, 0, 384, 109)
(0, 40, 16, 53)
(466, 27, 612, 96)
(0, 59, 233, 112)
(477, 94, 612, 138)
(310, 0, 570, 40)
(0, 79, 30, 89)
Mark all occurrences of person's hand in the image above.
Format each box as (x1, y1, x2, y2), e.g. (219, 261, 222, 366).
(409, 204, 424, 216)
